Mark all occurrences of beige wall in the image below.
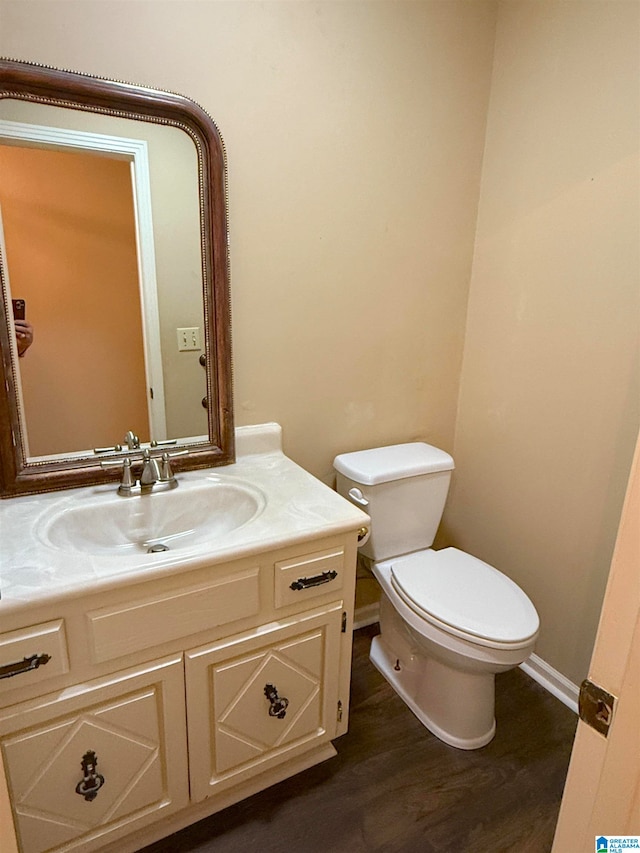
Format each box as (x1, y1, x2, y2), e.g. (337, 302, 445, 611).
(0, 0, 497, 482)
(1, 0, 637, 689)
(442, 1, 640, 684)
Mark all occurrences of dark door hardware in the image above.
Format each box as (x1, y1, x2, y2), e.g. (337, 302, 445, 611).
(579, 679, 616, 737)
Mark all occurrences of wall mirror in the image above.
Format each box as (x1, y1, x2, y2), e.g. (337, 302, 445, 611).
(0, 58, 234, 497)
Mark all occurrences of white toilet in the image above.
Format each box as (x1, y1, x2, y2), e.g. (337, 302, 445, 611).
(334, 442, 539, 750)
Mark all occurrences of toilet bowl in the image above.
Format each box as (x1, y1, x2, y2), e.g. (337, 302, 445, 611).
(334, 442, 539, 750)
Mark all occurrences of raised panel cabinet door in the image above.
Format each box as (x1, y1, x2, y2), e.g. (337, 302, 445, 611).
(186, 603, 343, 801)
(0, 655, 189, 853)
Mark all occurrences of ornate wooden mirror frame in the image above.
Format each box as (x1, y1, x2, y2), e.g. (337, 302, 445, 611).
(0, 58, 234, 497)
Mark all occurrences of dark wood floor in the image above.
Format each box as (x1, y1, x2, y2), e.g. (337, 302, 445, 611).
(142, 625, 577, 853)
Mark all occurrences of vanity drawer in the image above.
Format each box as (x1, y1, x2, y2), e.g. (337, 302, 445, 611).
(87, 567, 260, 664)
(274, 547, 345, 609)
(0, 620, 69, 696)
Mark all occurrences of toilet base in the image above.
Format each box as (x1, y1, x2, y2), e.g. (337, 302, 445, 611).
(370, 634, 496, 750)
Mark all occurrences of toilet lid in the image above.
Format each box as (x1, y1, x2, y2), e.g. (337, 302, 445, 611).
(390, 548, 539, 645)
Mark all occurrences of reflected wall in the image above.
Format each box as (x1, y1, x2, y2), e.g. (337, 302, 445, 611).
(0, 144, 147, 455)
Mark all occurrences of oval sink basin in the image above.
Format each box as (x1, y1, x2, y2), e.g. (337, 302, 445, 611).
(37, 476, 265, 557)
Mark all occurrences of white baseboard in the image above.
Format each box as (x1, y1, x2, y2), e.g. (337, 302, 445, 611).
(353, 603, 380, 631)
(520, 653, 579, 715)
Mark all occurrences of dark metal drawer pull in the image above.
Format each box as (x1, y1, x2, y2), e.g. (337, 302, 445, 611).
(75, 750, 105, 801)
(0, 652, 51, 680)
(264, 683, 289, 719)
(289, 570, 337, 591)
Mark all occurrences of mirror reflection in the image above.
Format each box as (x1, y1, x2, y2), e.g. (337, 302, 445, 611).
(0, 100, 207, 459)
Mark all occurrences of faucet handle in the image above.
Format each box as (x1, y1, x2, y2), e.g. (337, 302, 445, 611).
(118, 458, 136, 495)
(100, 456, 136, 496)
(158, 449, 188, 487)
(159, 453, 176, 486)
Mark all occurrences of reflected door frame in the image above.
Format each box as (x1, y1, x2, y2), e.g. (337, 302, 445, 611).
(0, 201, 29, 455)
(0, 119, 167, 443)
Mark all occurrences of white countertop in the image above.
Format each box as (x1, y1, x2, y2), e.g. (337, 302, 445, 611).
(0, 424, 369, 617)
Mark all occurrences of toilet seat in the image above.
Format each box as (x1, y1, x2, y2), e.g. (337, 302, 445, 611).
(390, 547, 539, 649)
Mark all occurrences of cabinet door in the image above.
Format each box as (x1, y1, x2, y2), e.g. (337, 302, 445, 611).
(0, 655, 188, 853)
(186, 603, 343, 801)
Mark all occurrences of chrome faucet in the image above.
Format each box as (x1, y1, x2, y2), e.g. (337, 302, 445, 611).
(124, 430, 140, 450)
(92, 429, 141, 455)
(101, 449, 185, 496)
(140, 449, 161, 487)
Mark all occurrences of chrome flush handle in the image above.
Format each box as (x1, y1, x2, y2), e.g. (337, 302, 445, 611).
(348, 487, 369, 508)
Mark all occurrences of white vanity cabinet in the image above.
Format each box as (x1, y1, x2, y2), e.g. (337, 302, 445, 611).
(0, 532, 360, 853)
(0, 656, 189, 853)
(186, 602, 343, 801)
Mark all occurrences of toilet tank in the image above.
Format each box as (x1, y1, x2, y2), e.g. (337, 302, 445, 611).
(333, 443, 454, 562)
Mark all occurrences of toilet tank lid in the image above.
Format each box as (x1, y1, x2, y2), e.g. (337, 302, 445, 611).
(333, 442, 454, 485)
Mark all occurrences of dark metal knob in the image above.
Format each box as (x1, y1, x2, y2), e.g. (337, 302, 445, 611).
(264, 683, 289, 719)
